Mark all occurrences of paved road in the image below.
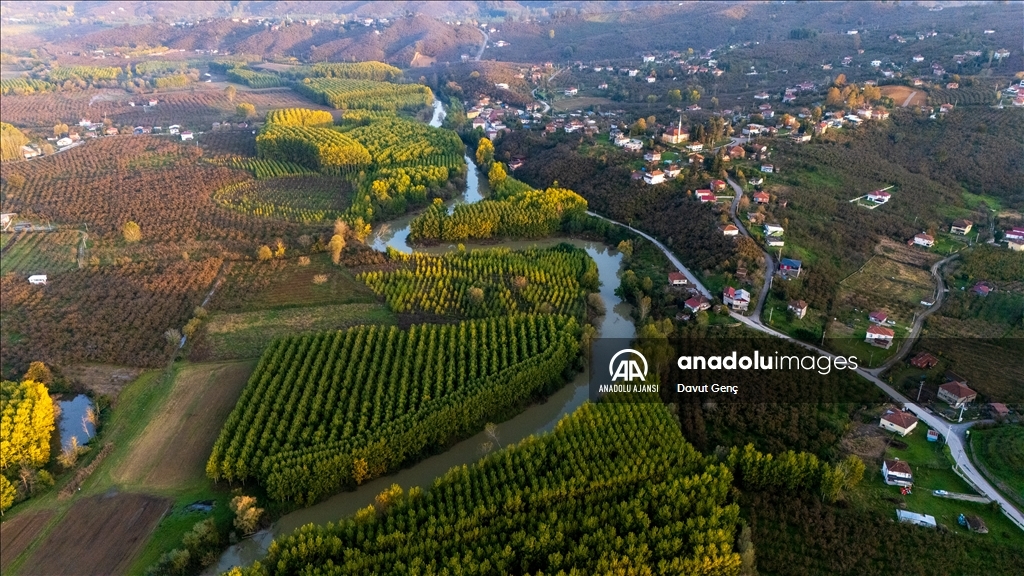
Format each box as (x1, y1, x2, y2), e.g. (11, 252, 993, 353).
(583, 207, 1024, 530)
(726, 177, 774, 319)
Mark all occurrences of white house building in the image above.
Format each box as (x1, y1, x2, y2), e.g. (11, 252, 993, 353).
(880, 409, 918, 436)
(882, 459, 914, 487)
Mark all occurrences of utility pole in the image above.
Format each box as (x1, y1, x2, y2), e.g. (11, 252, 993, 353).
(917, 379, 924, 401)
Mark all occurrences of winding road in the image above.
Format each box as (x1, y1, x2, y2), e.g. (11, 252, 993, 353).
(726, 177, 774, 319)
(585, 197, 1023, 530)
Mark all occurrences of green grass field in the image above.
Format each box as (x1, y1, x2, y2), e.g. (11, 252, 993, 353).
(203, 302, 395, 359)
(838, 255, 935, 324)
(969, 424, 1024, 508)
(0, 231, 79, 275)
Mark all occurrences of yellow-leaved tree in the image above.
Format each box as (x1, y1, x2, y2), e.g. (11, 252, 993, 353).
(1, 379, 56, 473)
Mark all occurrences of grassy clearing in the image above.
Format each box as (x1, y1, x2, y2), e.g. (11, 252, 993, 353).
(962, 191, 1003, 212)
(0, 230, 79, 275)
(851, 427, 1020, 539)
(762, 292, 826, 342)
(203, 302, 395, 359)
(838, 255, 934, 324)
(825, 319, 907, 369)
(550, 95, 616, 112)
(969, 424, 1024, 508)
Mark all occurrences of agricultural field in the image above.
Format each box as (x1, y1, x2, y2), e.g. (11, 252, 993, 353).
(206, 315, 581, 503)
(0, 510, 54, 571)
(359, 245, 598, 318)
(969, 424, 1024, 509)
(213, 175, 352, 223)
(0, 257, 221, 374)
(879, 85, 925, 108)
(837, 255, 935, 325)
(199, 303, 395, 361)
(208, 253, 381, 313)
(295, 78, 433, 112)
(226, 66, 283, 88)
(21, 493, 171, 576)
(112, 361, 254, 490)
(231, 402, 746, 575)
(0, 86, 336, 131)
(0, 230, 80, 275)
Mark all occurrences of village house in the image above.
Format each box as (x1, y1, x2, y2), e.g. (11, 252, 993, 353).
(180, 131, 194, 141)
(788, 300, 808, 319)
(913, 233, 934, 248)
(28, 274, 48, 285)
(939, 103, 954, 114)
(748, 176, 764, 187)
(754, 91, 770, 100)
(685, 142, 704, 153)
(764, 223, 784, 236)
(865, 325, 895, 348)
(668, 272, 688, 286)
(868, 310, 889, 324)
(695, 190, 716, 203)
(950, 219, 972, 235)
(880, 409, 919, 436)
(938, 381, 977, 408)
(1003, 227, 1024, 242)
(21, 145, 40, 159)
(989, 403, 1010, 419)
(753, 191, 770, 204)
(882, 459, 914, 486)
(791, 133, 812, 143)
(728, 145, 745, 159)
(710, 179, 727, 192)
(723, 287, 750, 311)
(1009, 239, 1024, 252)
(623, 140, 644, 152)
(644, 151, 662, 163)
(688, 153, 705, 165)
(867, 189, 891, 203)
(779, 258, 802, 277)
(766, 236, 785, 248)
(760, 164, 774, 174)
(721, 224, 739, 237)
(644, 170, 666, 185)
(664, 165, 681, 178)
(971, 282, 991, 297)
(909, 352, 938, 369)
(685, 295, 711, 313)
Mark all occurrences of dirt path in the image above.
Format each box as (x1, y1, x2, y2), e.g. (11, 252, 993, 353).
(112, 361, 253, 489)
(902, 90, 918, 107)
(77, 231, 88, 269)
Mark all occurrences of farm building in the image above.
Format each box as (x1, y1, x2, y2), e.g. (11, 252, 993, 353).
(913, 233, 934, 247)
(668, 272, 688, 286)
(950, 219, 973, 235)
(779, 258, 802, 277)
(28, 275, 48, 285)
(896, 510, 935, 528)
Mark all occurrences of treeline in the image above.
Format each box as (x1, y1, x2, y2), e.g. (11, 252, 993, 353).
(1, 122, 29, 161)
(358, 244, 598, 318)
(309, 62, 402, 81)
(408, 139, 587, 243)
(226, 67, 282, 89)
(1, 377, 56, 513)
(256, 124, 371, 172)
(207, 315, 581, 504)
(224, 402, 746, 576)
(745, 491, 1024, 575)
(296, 78, 433, 112)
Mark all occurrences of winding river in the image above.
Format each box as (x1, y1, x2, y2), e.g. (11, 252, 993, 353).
(211, 101, 636, 573)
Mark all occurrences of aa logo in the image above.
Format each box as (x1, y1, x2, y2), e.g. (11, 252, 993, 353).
(609, 349, 648, 382)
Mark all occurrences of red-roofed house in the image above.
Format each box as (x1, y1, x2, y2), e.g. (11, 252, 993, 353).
(723, 287, 750, 311)
(880, 409, 919, 436)
(869, 310, 888, 324)
(788, 300, 808, 319)
(753, 191, 770, 204)
(721, 224, 739, 236)
(866, 325, 895, 348)
(685, 296, 711, 312)
(710, 179, 727, 192)
(913, 233, 934, 248)
(989, 403, 1010, 418)
(882, 459, 914, 487)
(971, 282, 992, 297)
(695, 190, 716, 203)
(867, 190, 891, 204)
(1005, 227, 1024, 242)
(938, 382, 977, 408)
(668, 272, 688, 286)
(909, 352, 938, 369)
